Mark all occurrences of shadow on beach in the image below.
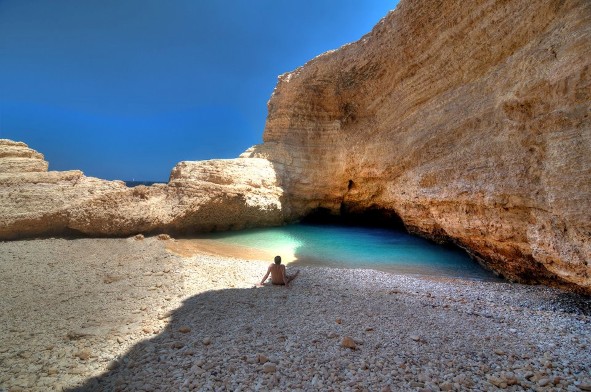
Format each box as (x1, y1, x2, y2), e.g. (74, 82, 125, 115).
(66, 285, 280, 391)
(66, 262, 591, 391)
(66, 269, 346, 392)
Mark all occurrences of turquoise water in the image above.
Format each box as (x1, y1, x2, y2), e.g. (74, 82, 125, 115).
(199, 224, 499, 281)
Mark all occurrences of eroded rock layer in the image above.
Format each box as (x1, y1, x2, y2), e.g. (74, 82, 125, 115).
(244, 0, 591, 292)
(0, 140, 48, 173)
(0, 139, 284, 239)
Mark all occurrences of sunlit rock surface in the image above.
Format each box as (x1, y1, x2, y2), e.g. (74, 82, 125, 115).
(0, 139, 284, 239)
(0, 139, 48, 173)
(244, 0, 591, 292)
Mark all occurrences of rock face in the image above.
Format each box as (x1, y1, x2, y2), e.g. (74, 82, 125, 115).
(0, 140, 48, 173)
(1, 0, 590, 293)
(244, 0, 591, 292)
(0, 139, 284, 239)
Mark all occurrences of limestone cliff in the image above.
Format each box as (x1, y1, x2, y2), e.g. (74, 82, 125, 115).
(244, 0, 591, 292)
(0, 139, 284, 239)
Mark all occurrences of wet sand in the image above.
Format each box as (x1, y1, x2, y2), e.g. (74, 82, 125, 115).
(166, 238, 298, 264)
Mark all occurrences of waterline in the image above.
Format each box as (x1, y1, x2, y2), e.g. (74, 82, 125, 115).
(182, 224, 500, 281)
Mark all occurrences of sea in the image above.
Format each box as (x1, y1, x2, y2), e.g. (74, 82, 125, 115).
(124, 181, 164, 187)
(194, 223, 501, 281)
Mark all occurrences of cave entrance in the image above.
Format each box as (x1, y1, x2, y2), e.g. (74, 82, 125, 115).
(182, 209, 500, 281)
(302, 206, 406, 230)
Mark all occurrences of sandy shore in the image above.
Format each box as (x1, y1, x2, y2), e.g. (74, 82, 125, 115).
(0, 237, 590, 392)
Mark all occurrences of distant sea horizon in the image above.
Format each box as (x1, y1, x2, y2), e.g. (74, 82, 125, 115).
(124, 180, 166, 187)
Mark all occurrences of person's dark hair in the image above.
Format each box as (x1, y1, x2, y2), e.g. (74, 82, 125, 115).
(274, 255, 281, 264)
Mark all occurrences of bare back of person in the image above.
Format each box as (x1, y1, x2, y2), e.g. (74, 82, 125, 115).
(269, 264, 287, 285)
(259, 255, 300, 287)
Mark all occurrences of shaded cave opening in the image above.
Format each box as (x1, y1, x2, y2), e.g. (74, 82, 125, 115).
(300, 205, 490, 265)
(301, 205, 406, 230)
(290, 205, 501, 281)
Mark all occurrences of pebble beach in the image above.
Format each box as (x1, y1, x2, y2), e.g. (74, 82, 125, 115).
(0, 237, 590, 392)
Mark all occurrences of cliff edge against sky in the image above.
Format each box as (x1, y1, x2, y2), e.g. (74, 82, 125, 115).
(1, 0, 589, 293)
(0, 139, 284, 238)
(246, 0, 591, 291)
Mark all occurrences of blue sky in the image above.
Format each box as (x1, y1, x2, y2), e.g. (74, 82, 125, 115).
(0, 1, 398, 181)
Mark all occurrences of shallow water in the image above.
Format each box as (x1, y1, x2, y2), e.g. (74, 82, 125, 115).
(194, 224, 500, 281)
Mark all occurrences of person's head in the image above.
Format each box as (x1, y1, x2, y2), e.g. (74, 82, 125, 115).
(274, 255, 282, 265)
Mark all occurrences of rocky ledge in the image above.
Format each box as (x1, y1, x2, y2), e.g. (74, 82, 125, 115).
(1, 0, 590, 294)
(0, 139, 285, 239)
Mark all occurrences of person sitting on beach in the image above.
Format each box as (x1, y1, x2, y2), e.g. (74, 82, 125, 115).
(259, 256, 299, 287)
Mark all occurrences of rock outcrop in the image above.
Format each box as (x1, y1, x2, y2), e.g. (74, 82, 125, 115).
(0, 140, 48, 173)
(1, 0, 589, 293)
(0, 139, 284, 239)
(244, 0, 591, 292)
